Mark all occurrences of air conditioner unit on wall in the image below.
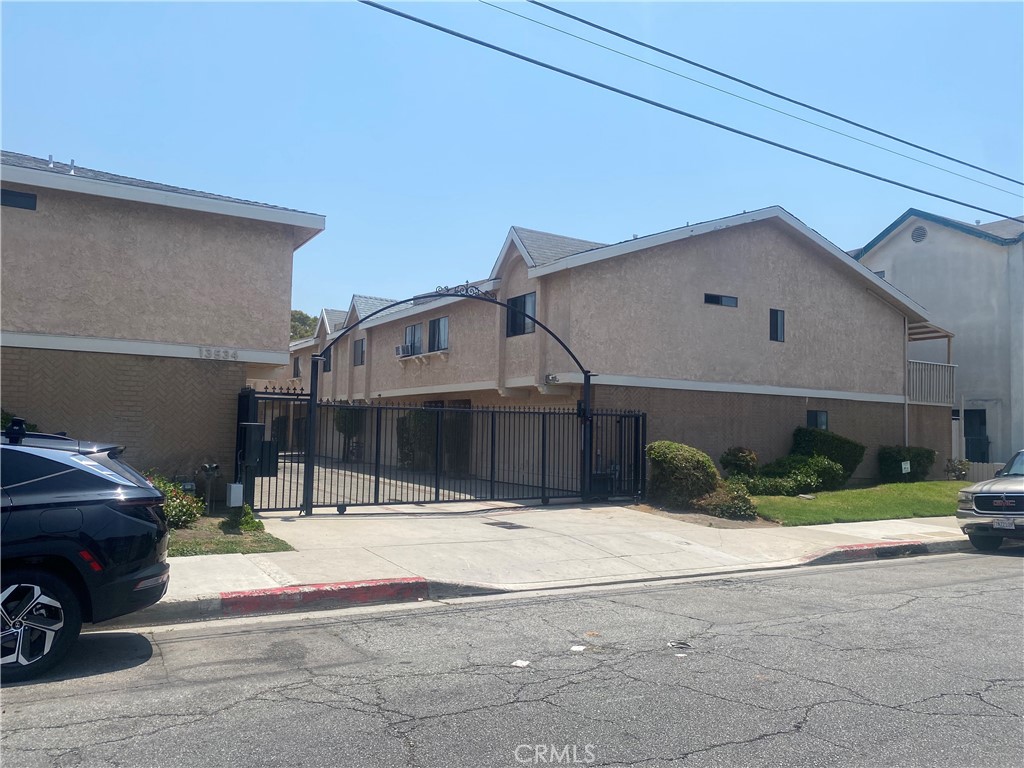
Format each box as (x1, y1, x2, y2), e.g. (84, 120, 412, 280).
(395, 344, 414, 357)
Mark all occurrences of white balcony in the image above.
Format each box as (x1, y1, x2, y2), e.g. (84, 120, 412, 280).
(908, 360, 955, 406)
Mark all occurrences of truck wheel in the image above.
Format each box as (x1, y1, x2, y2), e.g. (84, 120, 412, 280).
(1, 569, 83, 682)
(967, 533, 1004, 552)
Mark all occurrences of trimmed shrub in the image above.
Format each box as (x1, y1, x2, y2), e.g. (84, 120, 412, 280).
(733, 474, 797, 497)
(646, 441, 720, 508)
(719, 446, 758, 477)
(147, 473, 203, 529)
(877, 445, 937, 483)
(760, 454, 813, 478)
(786, 469, 822, 495)
(692, 480, 757, 520)
(805, 455, 846, 491)
(791, 427, 865, 480)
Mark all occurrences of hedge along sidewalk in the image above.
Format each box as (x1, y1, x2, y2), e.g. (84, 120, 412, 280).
(754, 481, 962, 526)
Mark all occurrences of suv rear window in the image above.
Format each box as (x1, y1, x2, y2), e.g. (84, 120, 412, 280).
(0, 450, 68, 489)
(85, 451, 152, 488)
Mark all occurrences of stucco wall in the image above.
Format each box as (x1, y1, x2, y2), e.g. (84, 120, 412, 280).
(860, 221, 1020, 459)
(358, 299, 501, 399)
(499, 255, 541, 383)
(1, 347, 244, 485)
(1, 182, 296, 352)
(568, 220, 906, 394)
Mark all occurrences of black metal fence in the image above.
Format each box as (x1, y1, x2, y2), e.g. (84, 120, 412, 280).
(237, 390, 646, 512)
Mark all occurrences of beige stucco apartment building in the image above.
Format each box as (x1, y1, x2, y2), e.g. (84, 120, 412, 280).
(274, 207, 953, 481)
(1, 151, 324, 481)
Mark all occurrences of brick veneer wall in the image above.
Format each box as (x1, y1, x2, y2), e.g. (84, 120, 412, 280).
(594, 385, 950, 481)
(1, 347, 246, 485)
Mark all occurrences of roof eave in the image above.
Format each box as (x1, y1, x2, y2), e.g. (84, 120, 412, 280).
(2, 164, 326, 238)
(359, 279, 502, 330)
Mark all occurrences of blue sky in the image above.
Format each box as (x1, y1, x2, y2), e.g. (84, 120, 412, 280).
(3, 1, 1022, 316)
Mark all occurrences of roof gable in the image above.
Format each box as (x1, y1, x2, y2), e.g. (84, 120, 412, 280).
(856, 208, 1024, 260)
(316, 308, 348, 337)
(489, 226, 606, 279)
(346, 294, 408, 324)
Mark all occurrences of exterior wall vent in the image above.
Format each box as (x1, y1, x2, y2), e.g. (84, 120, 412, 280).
(911, 225, 928, 243)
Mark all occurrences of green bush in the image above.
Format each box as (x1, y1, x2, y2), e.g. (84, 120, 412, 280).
(225, 503, 265, 532)
(791, 427, 865, 480)
(786, 469, 822, 495)
(944, 458, 970, 481)
(147, 473, 204, 529)
(1, 409, 38, 432)
(734, 474, 797, 496)
(877, 446, 937, 483)
(805, 455, 846, 491)
(719, 446, 758, 477)
(691, 480, 757, 520)
(646, 441, 720, 508)
(760, 454, 813, 478)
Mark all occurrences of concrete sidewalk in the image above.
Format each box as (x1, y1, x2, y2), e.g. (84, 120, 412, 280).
(102, 503, 976, 628)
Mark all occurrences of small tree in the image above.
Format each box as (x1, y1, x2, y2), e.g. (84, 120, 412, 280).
(334, 407, 366, 462)
(290, 309, 317, 341)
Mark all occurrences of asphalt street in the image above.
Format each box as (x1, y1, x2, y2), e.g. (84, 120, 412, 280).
(2, 551, 1022, 768)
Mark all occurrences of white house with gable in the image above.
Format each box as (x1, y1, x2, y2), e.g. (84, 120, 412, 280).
(856, 209, 1024, 464)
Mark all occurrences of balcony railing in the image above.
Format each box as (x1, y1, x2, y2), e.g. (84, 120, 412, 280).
(908, 360, 956, 406)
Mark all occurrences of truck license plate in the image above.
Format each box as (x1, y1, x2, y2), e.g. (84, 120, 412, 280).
(993, 518, 1016, 530)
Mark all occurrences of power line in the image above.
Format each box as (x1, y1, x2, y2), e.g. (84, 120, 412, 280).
(358, 1, 1020, 221)
(479, 0, 1019, 199)
(528, 0, 1024, 188)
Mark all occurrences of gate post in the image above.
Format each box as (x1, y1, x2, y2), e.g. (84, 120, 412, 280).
(434, 408, 443, 502)
(580, 371, 593, 501)
(541, 411, 549, 505)
(373, 406, 383, 505)
(489, 410, 497, 499)
(302, 356, 323, 516)
(236, 388, 258, 508)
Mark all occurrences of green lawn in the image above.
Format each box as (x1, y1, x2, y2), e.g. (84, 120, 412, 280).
(754, 481, 963, 526)
(168, 514, 294, 557)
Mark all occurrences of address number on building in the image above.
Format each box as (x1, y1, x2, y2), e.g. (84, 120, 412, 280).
(198, 347, 240, 361)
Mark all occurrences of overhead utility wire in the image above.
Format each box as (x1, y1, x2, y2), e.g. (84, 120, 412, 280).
(480, 1, 1019, 199)
(528, 0, 1024, 188)
(358, 1, 1019, 221)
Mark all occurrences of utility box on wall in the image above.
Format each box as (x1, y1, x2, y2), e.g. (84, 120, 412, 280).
(227, 483, 243, 508)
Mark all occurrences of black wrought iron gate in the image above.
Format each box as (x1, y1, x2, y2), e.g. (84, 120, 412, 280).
(236, 389, 646, 512)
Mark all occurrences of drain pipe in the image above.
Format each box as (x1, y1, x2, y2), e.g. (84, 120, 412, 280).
(904, 317, 910, 446)
(302, 355, 325, 516)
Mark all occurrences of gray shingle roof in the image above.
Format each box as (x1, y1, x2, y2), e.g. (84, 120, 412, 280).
(975, 217, 1024, 240)
(1, 150, 320, 216)
(322, 308, 348, 333)
(511, 226, 606, 266)
(351, 295, 408, 320)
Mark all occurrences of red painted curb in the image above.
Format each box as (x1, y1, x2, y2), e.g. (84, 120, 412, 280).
(219, 577, 430, 616)
(801, 539, 971, 566)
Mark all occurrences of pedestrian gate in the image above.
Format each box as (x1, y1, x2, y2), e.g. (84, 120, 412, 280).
(236, 389, 646, 511)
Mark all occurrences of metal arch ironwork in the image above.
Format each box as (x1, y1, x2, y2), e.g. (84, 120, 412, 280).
(301, 285, 596, 515)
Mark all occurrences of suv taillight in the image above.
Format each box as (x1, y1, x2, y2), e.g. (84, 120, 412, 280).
(113, 501, 166, 526)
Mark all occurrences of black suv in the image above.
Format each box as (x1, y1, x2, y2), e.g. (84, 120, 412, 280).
(1, 418, 169, 681)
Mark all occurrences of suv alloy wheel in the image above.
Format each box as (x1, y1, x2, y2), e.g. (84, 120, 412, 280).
(1, 569, 84, 683)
